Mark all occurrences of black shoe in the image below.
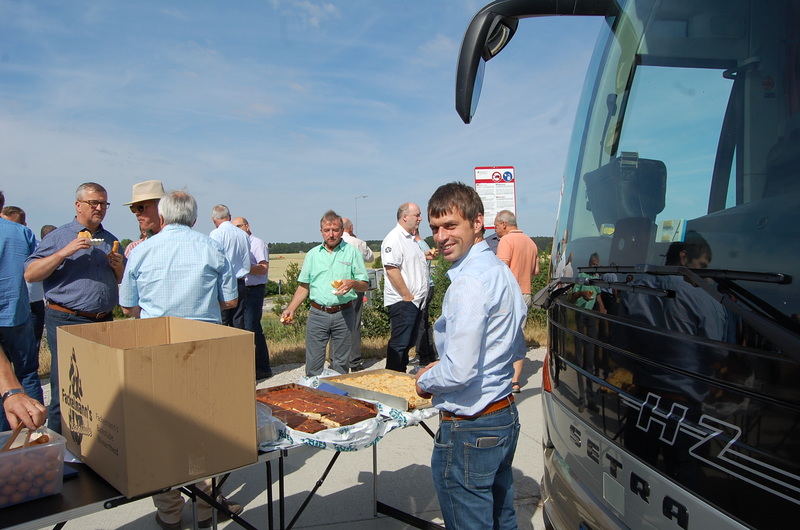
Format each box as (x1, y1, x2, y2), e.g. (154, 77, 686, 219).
(351, 363, 365, 372)
(198, 496, 243, 528)
(256, 370, 273, 380)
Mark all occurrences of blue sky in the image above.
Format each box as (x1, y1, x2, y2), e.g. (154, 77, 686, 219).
(0, 1, 602, 244)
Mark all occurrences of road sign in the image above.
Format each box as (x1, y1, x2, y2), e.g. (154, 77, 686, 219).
(474, 166, 516, 229)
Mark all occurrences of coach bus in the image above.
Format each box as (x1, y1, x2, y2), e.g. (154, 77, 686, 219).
(456, 1, 800, 528)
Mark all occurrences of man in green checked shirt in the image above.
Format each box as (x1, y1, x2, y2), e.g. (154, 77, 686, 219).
(281, 210, 370, 376)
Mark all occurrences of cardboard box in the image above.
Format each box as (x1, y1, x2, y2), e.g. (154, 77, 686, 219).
(0, 428, 65, 508)
(57, 317, 257, 498)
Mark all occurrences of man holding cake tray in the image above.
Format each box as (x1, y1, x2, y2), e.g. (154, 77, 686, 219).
(415, 182, 527, 530)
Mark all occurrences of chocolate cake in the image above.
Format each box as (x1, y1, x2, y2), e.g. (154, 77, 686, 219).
(256, 385, 377, 434)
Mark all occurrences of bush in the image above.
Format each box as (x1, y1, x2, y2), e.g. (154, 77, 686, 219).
(264, 279, 281, 296)
(361, 277, 390, 338)
(271, 262, 309, 326)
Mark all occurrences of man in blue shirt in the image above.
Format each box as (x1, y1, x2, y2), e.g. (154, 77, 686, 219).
(210, 204, 251, 329)
(119, 190, 240, 530)
(0, 192, 43, 430)
(415, 182, 526, 530)
(25, 182, 124, 434)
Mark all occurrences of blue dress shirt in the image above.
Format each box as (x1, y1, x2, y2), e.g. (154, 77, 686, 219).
(209, 220, 251, 280)
(25, 219, 119, 313)
(0, 218, 36, 326)
(417, 240, 527, 416)
(119, 224, 237, 323)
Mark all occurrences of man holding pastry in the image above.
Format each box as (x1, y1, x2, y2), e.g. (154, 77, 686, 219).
(24, 182, 123, 434)
(280, 210, 369, 376)
(415, 182, 526, 530)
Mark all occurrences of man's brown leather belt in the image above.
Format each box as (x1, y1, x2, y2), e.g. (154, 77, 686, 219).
(310, 300, 354, 314)
(47, 302, 109, 321)
(440, 395, 515, 421)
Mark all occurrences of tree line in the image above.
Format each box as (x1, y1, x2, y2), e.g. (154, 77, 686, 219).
(269, 236, 552, 255)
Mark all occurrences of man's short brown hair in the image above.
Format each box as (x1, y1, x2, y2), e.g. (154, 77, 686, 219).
(427, 182, 484, 224)
(320, 210, 343, 228)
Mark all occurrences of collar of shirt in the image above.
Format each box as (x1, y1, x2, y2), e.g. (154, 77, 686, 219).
(446, 240, 490, 282)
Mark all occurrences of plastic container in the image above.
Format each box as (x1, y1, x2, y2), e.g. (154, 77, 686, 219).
(0, 427, 65, 508)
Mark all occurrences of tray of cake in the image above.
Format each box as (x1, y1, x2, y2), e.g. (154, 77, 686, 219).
(256, 384, 378, 434)
(322, 369, 432, 411)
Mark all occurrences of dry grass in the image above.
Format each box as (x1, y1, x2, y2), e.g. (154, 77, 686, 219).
(266, 319, 547, 366)
(39, 316, 547, 377)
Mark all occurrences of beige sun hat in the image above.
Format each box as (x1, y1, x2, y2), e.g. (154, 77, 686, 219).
(124, 180, 166, 205)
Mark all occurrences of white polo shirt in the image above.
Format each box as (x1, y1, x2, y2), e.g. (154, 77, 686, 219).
(381, 223, 429, 308)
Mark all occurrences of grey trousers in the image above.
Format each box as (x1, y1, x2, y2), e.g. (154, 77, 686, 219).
(305, 305, 355, 376)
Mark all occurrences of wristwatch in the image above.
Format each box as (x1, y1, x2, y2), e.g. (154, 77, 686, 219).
(1, 388, 26, 403)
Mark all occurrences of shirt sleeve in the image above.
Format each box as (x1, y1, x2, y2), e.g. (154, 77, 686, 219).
(119, 255, 140, 307)
(252, 238, 269, 263)
(381, 232, 403, 268)
(496, 237, 511, 263)
(218, 250, 238, 302)
(351, 247, 369, 282)
(418, 274, 488, 394)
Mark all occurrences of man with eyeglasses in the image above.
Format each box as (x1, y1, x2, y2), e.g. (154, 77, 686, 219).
(123, 180, 165, 258)
(24, 182, 123, 434)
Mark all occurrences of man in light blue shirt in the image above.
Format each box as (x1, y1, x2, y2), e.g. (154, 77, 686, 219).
(415, 182, 526, 530)
(120, 191, 238, 323)
(209, 204, 251, 329)
(119, 190, 241, 529)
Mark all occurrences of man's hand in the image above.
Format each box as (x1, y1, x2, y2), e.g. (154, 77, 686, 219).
(107, 249, 125, 282)
(332, 279, 351, 295)
(414, 361, 438, 399)
(3, 393, 47, 431)
(280, 309, 295, 325)
(59, 236, 92, 259)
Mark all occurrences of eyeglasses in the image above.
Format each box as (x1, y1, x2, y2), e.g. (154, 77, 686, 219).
(79, 200, 111, 210)
(130, 204, 148, 213)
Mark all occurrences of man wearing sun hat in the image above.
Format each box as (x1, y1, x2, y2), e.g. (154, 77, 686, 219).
(123, 180, 166, 258)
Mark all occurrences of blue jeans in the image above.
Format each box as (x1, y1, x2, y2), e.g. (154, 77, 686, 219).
(0, 318, 43, 431)
(432, 402, 521, 530)
(245, 284, 271, 375)
(386, 301, 422, 372)
(304, 306, 354, 376)
(45, 307, 112, 434)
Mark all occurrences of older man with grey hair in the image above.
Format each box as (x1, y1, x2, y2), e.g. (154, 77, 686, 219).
(119, 190, 241, 529)
(25, 182, 123, 433)
(210, 204, 251, 329)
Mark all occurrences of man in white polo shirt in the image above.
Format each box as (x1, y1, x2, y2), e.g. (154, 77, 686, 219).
(381, 202, 434, 372)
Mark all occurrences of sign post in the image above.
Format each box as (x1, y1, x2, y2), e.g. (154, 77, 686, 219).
(474, 166, 516, 229)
